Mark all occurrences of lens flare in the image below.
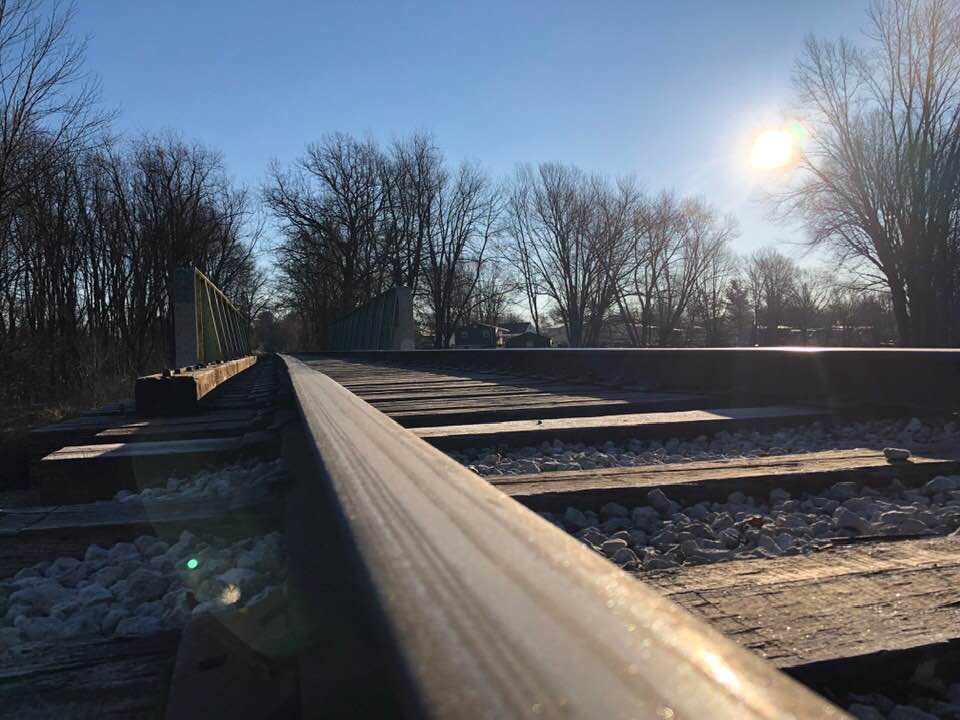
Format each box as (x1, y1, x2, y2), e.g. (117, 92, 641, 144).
(749, 128, 796, 169)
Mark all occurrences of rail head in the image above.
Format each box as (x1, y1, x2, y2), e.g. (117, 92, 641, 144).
(281, 354, 847, 719)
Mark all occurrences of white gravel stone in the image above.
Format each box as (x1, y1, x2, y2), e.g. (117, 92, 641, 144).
(600, 502, 629, 518)
(16, 616, 60, 641)
(647, 489, 679, 516)
(848, 704, 884, 720)
(0, 531, 288, 651)
(599, 538, 627, 557)
(884, 447, 912, 461)
(115, 616, 164, 637)
(215, 567, 261, 594)
(111, 459, 286, 504)
(77, 584, 112, 606)
(126, 569, 169, 604)
(100, 607, 130, 635)
(546, 475, 960, 571)
(888, 706, 939, 720)
(563, 507, 588, 528)
(84, 545, 109, 563)
(612, 547, 639, 566)
(0, 627, 20, 648)
(452, 417, 958, 477)
(108, 542, 137, 560)
(924, 475, 960, 492)
(10, 580, 69, 614)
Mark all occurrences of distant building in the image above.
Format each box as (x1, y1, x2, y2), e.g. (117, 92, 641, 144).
(454, 322, 510, 348)
(502, 321, 536, 335)
(505, 331, 552, 348)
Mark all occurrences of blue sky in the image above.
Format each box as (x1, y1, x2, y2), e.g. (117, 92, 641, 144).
(72, 1, 868, 257)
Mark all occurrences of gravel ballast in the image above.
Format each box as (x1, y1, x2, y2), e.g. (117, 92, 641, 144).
(844, 687, 960, 720)
(450, 417, 958, 476)
(113, 458, 286, 503)
(540, 475, 960, 571)
(0, 530, 287, 650)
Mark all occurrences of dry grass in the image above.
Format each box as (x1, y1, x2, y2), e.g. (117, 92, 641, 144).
(1, 372, 134, 433)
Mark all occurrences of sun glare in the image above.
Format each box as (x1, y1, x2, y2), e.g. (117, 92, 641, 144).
(749, 129, 796, 170)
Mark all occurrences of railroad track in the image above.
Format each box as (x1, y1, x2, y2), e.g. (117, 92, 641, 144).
(4, 349, 960, 718)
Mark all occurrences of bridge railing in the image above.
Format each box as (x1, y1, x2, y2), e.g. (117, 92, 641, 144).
(172, 267, 250, 368)
(328, 287, 415, 351)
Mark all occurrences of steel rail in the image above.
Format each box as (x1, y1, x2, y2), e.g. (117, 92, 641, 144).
(281, 354, 847, 719)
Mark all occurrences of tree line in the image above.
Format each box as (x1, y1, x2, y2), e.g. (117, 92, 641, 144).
(267, 0, 958, 350)
(0, 1, 264, 408)
(266, 135, 897, 350)
(3, 0, 958, 412)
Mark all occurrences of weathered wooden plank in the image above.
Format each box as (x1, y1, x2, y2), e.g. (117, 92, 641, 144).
(28, 411, 259, 478)
(94, 418, 257, 443)
(37, 432, 278, 501)
(415, 405, 830, 450)
(308, 362, 523, 388)
(0, 491, 282, 578)
(351, 380, 654, 401)
(282, 354, 841, 719)
(386, 393, 718, 427)
(496, 446, 960, 511)
(0, 488, 280, 535)
(165, 612, 299, 719)
(356, 384, 571, 401)
(136, 355, 259, 416)
(372, 389, 709, 412)
(644, 535, 960, 671)
(85, 399, 136, 416)
(202, 396, 271, 411)
(0, 632, 180, 717)
(32, 409, 254, 436)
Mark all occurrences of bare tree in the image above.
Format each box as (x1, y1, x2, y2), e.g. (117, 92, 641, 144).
(265, 134, 389, 318)
(692, 247, 738, 345)
(0, 0, 111, 217)
(506, 177, 544, 333)
(790, 268, 833, 343)
(381, 133, 439, 293)
(467, 259, 520, 327)
(776, 0, 960, 345)
(618, 193, 736, 346)
(508, 164, 637, 347)
(747, 247, 799, 345)
(421, 162, 501, 347)
(724, 275, 753, 346)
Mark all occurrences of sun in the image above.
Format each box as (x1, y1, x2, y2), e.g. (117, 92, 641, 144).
(749, 128, 796, 169)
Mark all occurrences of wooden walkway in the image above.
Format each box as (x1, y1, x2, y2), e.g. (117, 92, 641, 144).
(300, 353, 960, 706)
(309, 357, 720, 426)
